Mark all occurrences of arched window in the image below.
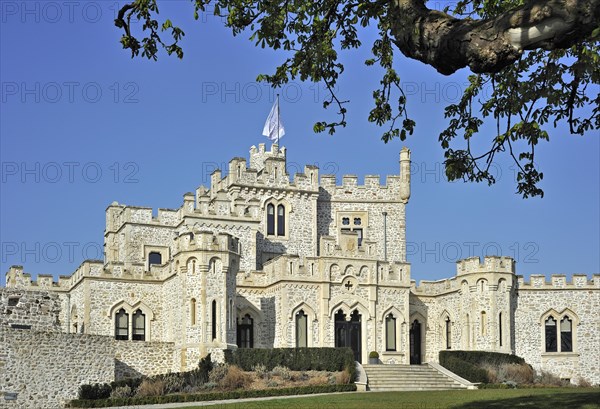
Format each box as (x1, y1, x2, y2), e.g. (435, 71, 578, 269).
(212, 300, 217, 341)
(190, 298, 196, 326)
(481, 311, 487, 336)
(277, 204, 285, 236)
(386, 313, 396, 351)
(266, 204, 275, 235)
(132, 309, 146, 341)
(115, 308, 129, 340)
(296, 310, 308, 347)
(545, 316, 558, 352)
(560, 316, 572, 352)
(445, 316, 452, 349)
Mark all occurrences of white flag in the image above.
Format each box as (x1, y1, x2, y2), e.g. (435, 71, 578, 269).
(262, 97, 285, 142)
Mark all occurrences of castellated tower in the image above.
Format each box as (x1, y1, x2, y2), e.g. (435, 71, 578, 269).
(456, 256, 517, 354)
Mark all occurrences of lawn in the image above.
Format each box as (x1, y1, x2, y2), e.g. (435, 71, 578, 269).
(181, 388, 600, 409)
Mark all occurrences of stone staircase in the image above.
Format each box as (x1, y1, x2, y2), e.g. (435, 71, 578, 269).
(363, 364, 472, 391)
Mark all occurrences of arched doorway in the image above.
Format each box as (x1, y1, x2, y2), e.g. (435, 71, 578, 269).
(409, 319, 422, 364)
(334, 309, 362, 362)
(237, 314, 253, 348)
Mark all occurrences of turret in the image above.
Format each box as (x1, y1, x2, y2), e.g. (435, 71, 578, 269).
(400, 147, 411, 203)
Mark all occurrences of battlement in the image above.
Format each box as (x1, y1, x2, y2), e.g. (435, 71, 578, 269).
(411, 277, 458, 295)
(106, 202, 180, 232)
(517, 274, 600, 289)
(5, 261, 104, 291)
(457, 256, 516, 275)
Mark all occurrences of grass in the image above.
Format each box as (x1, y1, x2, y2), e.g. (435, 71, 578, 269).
(179, 388, 600, 409)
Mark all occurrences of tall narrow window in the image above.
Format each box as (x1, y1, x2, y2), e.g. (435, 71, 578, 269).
(296, 310, 308, 347)
(465, 314, 471, 348)
(132, 309, 146, 341)
(148, 252, 162, 269)
(277, 204, 285, 236)
(545, 316, 558, 352)
(498, 313, 503, 347)
(267, 204, 275, 235)
(115, 308, 129, 340)
(386, 313, 396, 351)
(212, 300, 217, 341)
(190, 298, 196, 326)
(481, 311, 487, 336)
(228, 299, 234, 329)
(560, 316, 573, 352)
(445, 316, 451, 349)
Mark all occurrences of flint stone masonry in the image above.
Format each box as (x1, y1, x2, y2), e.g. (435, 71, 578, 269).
(2, 143, 599, 408)
(0, 326, 175, 409)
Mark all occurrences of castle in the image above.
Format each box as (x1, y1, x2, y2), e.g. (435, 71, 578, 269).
(1, 144, 599, 407)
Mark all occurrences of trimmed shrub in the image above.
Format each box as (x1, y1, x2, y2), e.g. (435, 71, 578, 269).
(78, 383, 111, 400)
(224, 347, 356, 381)
(440, 355, 489, 383)
(439, 350, 525, 367)
(68, 383, 357, 408)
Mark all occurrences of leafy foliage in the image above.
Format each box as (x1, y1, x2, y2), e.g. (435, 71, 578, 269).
(114, 0, 599, 198)
(224, 347, 356, 380)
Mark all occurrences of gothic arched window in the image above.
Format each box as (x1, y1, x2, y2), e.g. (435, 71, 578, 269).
(386, 313, 396, 351)
(277, 204, 285, 236)
(115, 308, 129, 340)
(296, 310, 308, 347)
(266, 204, 275, 235)
(132, 309, 146, 341)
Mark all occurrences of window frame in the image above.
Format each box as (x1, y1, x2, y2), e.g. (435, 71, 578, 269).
(336, 211, 368, 247)
(542, 310, 578, 354)
(115, 308, 129, 341)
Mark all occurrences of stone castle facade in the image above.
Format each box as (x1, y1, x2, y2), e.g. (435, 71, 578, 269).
(2, 144, 599, 405)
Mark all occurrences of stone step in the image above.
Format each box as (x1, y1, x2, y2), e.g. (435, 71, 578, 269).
(363, 364, 470, 392)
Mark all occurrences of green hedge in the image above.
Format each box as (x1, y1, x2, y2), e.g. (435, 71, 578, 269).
(439, 350, 527, 384)
(440, 350, 525, 367)
(68, 383, 356, 408)
(440, 355, 489, 383)
(224, 347, 355, 373)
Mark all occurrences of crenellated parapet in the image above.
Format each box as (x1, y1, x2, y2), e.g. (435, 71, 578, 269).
(457, 256, 515, 276)
(517, 274, 600, 290)
(319, 174, 404, 202)
(411, 277, 459, 295)
(106, 201, 181, 233)
(5, 261, 104, 291)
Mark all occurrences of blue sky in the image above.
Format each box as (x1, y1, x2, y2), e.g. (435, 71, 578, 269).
(1, 1, 599, 284)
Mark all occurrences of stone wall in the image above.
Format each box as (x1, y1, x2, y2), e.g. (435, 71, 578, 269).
(0, 328, 114, 409)
(0, 327, 176, 409)
(514, 277, 600, 385)
(0, 288, 62, 332)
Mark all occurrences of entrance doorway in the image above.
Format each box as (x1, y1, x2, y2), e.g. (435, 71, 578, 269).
(334, 309, 362, 362)
(410, 319, 422, 364)
(237, 314, 254, 348)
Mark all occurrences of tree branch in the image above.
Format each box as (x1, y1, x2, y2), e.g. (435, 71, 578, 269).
(389, 0, 600, 75)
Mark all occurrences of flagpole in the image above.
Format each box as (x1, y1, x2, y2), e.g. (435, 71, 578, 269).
(276, 93, 280, 146)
